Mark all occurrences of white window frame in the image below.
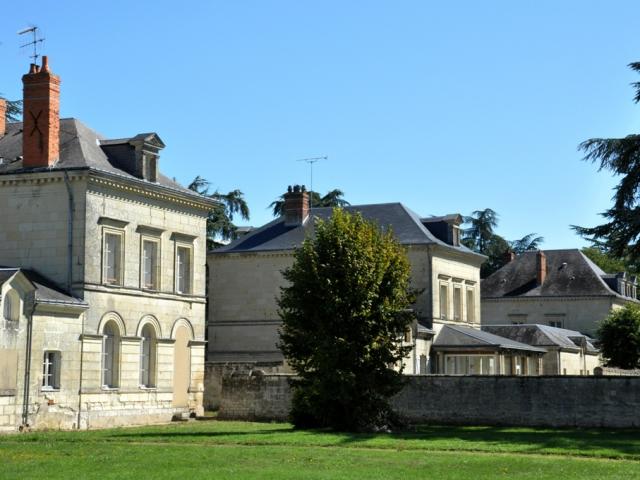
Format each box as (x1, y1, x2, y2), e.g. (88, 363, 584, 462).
(466, 288, 475, 323)
(140, 236, 161, 291)
(453, 286, 462, 321)
(102, 228, 125, 287)
(42, 351, 61, 390)
(102, 322, 120, 389)
(439, 283, 449, 320)
(175, 244, 193, 295)
(139, 324, 157, 388)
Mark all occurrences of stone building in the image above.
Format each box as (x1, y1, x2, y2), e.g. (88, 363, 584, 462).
(0, 57, 215, 430)
(481, 249, 638, 337)
(206, 186, 543, 407)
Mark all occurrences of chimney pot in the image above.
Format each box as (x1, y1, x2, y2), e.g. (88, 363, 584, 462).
(283, 185, 310, 226)
(536, 250, 547, 286)
(22, 57, 61, 168)
(0, 99, 6, 137)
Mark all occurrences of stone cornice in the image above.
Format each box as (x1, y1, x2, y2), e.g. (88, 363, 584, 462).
(81, 282, 206, 303)
(87, 170, 216, 213)
(482, 295, 619, 303)
(0, 169, 87, 186)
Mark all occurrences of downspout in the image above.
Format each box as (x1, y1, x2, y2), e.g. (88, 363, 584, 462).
(63, 171, 84, 429)
(63, 171, 74, 293)
(21, 296, 36, 429)
(77, 311, 85, 430)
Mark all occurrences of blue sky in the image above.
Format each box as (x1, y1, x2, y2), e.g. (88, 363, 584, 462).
(2, 1, 639, 248)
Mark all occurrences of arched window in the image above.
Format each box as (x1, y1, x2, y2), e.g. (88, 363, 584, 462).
(102, 321, 120, 388)
(139, 324, 157, 388)
(3, 290, 19, 322)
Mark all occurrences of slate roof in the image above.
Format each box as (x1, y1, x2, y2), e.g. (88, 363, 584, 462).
(0, 267, 87, 307)
(214, 203, 483, 255)
(0, 119, 208, 202)
(432, 324, 546, 353)
(482, 324, 598, 354)
(481, 249, 626, 299)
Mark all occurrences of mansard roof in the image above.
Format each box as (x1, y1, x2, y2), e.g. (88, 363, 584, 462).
(0, 119, 211, 205)
(213, 202, 484, 256)
(481, 249, 635, 300)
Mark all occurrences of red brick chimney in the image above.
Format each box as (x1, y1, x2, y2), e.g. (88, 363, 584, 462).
(536, 250, 547, 286)
(0, 99, 6, 137)
(504, 250, 516, 263)
(22, 56, 61, 168)
(283, 185, 309, 226)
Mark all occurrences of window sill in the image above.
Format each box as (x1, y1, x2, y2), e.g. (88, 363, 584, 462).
(41, 388, 60, 393)
(101, 387, 120, 392)
(139, 386, 157, 391)
(103, 282, 123, 288)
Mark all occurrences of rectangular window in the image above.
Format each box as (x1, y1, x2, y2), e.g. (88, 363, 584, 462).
(176, 246, 192, 294)
(404, 327, 412, 343)
(141, 239, 160, 290)
(103, 231, 123, 286)
(42, 351, 61, 390)
(453, 287, 462, 321)
(466, 289, 475, 323)
(439, 284, 448, 319)
(508, 314, 527, 325)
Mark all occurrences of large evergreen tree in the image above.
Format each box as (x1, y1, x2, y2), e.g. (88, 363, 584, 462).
(278, 209, 414, 431)
(598, 304, 640, 369)
(573, 63, 640, 260)
(1, 94, 22, 122)
(188, 176, 250, 249)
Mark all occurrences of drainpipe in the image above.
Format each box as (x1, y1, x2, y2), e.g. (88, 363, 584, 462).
(21, 295, 36, 429)
(77, 311, 85, 430)
(63, 171, 74, 293)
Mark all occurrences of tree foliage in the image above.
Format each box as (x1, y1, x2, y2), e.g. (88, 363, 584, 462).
(278, 209, 414, 431)
(597, 304, 640, 369)
(188, 176, 250, 249)
(581, 246, 638, 275)
(462, 208, 544, 278)
(0, 94, 22, 122)
(269, 188, 350, 217)
(573, 62, 640, 260)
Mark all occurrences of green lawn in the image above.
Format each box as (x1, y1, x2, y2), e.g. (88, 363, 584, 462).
(1, 420, 639, 479)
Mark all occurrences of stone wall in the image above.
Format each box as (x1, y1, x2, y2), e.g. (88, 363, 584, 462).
(594, 366, 640, 376)
(219, 374, 640, 428)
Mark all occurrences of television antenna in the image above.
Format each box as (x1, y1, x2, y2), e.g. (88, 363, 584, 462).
(296, 156, 327, 208)
(18, 26, 45, 65)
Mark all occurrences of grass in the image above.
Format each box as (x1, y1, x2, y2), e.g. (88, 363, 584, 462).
(1, 420, 639, 479)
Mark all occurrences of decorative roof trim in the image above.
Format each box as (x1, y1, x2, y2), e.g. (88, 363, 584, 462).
(98, 216, 129, 229)
(136, 225, 165, 236)
(171, 232, 198, 243)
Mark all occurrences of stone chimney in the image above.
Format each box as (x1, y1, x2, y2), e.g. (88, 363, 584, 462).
(283, 185, 309, 226)
(0, 99, 6, 137)
(536, 250, 547, 286)
(22, 56, 61, 168)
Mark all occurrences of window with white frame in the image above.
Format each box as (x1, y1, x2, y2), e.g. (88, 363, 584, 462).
(103, 230, 124, 286)
(42, 351, 61, 390)
(3, 289, 19, 322)
(466, 289, 475, 323)
(102, 321, 120, 388)
(453, 287, 462, 321)
(176, 245, 192, 294)
(141, 238, 160, 290)
(139, 324, 157, 388)
(439, 284, 448, 319)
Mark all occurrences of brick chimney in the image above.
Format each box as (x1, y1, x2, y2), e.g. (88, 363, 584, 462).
(283, 185, 309, 226)
(0, 99, 6, 137)
(22, 56, 61, 168)
(536, 250, 547, 286)
(504, 250, 516, 263)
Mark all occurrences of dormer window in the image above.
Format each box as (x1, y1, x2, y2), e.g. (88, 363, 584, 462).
(143, 154, 158, 183)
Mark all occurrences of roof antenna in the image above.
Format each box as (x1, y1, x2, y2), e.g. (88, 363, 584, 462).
(296, 156, 327, 209)
(18, 26, 45, 65)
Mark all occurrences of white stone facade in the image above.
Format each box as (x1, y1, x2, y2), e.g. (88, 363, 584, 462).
(0, 169, 212, 430)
